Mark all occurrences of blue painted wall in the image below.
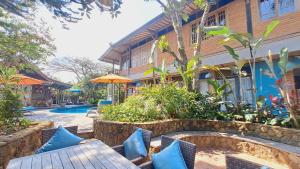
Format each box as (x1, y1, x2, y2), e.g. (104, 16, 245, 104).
(255, 57, 300, 103)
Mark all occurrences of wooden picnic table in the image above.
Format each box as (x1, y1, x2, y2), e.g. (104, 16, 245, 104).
(7, 140, 140, 169)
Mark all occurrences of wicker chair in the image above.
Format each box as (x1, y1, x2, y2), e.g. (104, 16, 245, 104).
(112, 127, 152, 165)
(139, 136, 197, 169)
(226, 155, 272, 169)
(41, 126, 78, 145)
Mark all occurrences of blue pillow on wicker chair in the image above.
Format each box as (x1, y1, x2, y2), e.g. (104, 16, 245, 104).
(36, 126, 83, 154)
(123, 128, 147, 160)
(152, 140, 188, 169)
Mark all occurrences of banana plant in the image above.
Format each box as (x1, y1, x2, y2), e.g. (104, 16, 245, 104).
(203, 20, 280, 109)
(177, 58, 198, 90)
(207, 79, 230, 99)
(263, 48, 300, 128)
(144, 59, 169, 85)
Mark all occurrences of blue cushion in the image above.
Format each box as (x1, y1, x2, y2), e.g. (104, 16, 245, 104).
(152, 140, 188, 169)
(36, 126, 83, 154)
(123, 128, 147, 160)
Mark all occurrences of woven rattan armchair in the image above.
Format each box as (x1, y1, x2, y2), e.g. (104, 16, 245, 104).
(41, 126, 78, 145)
(112, 127, 152, 165)
(226, 155, 272, 169)
(139, 136, 197, 169)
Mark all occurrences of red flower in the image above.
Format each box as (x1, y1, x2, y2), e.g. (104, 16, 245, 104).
(276, 78, 283, 85)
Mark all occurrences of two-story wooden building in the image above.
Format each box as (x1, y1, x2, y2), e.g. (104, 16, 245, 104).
(100, 0, 300, 104)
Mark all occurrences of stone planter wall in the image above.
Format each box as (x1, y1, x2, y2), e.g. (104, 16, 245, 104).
(180, 135, 300, 169)
(0, 121, 53, 169)
(93, 119, 300, 147)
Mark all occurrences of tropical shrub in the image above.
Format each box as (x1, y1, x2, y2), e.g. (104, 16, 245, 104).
(102, 95, 162, 122)
(102, 84, 198, 122)
(102, 83, 241, 122)
(0, 66, 31, 134)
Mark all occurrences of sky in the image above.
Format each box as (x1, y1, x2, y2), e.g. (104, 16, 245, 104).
(40, 1, 163, 83)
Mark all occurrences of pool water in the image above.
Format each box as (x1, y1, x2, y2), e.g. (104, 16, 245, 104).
(50, 105, 95, 114)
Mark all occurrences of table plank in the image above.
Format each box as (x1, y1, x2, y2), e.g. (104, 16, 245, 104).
(77, 145, 106, 169)
(72, 144, 95, 169)
(31, 155, 42, 169)
(90, 141, 138, 169)
(58, 150, 74, 169)
(7, 140, 140, 169)
(84, 142, 118, 169)
(20, 157, 32, 169)
(7, 158, 22, 169)
(66, 148, 85, 169)
(50, 152, 63, 169)
(41, 153, 52, 169)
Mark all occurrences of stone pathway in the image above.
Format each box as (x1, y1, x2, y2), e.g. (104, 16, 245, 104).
(195, 149, 288, 169)
(25, 109, 94, 132)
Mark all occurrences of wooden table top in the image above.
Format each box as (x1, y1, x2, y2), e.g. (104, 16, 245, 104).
(7, 140, 140, 169)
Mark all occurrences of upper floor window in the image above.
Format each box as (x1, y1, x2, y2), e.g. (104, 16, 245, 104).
(218, 11, 226, 26)
(278, 0, 295, 15)
(130, 43, 151, 68)
(191, 10, 226, 43)
(191, 23, 198, 44)
(259, 0, 276, 20)
(259, 0, 295, 21)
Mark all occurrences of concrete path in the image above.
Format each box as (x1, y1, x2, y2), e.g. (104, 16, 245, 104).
(25, 109, 94, 132)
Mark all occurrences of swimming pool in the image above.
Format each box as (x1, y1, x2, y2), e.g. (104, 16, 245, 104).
(50, 105, 95, 114)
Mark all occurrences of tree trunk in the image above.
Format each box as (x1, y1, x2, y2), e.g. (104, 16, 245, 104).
(192, 1, 210, 90)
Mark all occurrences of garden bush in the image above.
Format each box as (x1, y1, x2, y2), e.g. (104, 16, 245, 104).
(102, 83, 235, 122)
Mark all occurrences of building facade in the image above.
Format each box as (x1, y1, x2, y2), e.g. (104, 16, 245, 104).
(100, 0, 300, 104)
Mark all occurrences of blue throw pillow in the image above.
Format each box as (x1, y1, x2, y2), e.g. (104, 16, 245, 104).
(123, 128, 147, 160)
(152, 140, 188, 169)
(36, 126, 83, 154)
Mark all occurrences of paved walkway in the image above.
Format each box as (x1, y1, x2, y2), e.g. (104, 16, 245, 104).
(25, 109, 94, 132)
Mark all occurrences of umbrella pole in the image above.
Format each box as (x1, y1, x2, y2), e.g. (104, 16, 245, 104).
(112, 83, 115, 104)
(118, 84, 120, 104)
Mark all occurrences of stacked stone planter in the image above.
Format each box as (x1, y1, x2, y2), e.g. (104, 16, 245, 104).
(93, 119, 300, 168)
(0, 121, 53, 169)
(93, 119, 300, 147)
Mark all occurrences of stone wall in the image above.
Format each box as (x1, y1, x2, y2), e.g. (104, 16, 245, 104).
(93, 119, 300, 147)
(0, 121, 53, 169)
(180, 135, 300, 169)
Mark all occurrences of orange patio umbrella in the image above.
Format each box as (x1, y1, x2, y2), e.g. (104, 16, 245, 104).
(15, 74, 44, 85)
(0, 74, 44, 85)
(90, 74, 133, 103)
(90, 74, 133, 84)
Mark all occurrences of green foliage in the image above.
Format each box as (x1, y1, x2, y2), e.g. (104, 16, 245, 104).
(223, 45, 239, 60)
(102, 83, 238, 122)
(102, 95, 162, 122)
(177, 58, 198, 89)
(144, 59, 169, 84)
(278, 48, 289, 74)
(102, 84, 198, 122)
(158, 35, 169, 52)
(207, 79, 230, 98)
(0, 8, 55, 68)
(0, 86, 22, 122)
(263, 20, 280, 38)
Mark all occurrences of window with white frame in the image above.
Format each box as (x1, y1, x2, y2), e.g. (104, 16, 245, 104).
(191, 11, 226, 43)
(278, 0, 295, 15)
(191, 23, 198, 44)
(218, 11, 226, 26)
(130, 43, 151, 68)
